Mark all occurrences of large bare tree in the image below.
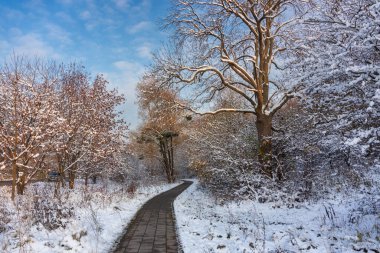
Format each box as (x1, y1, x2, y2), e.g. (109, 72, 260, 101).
(157, 0, 313, 177)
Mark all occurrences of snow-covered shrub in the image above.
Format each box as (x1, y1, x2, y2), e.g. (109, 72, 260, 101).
(0, 207, 10, 233)
(30, 184, 74, 230)
(186, 104, 303, 202)
(185, 100, 303, 200)
(115, 152, 166, 185)
(127, 181, 137, 197)
(188, 92, 377, 202)
(186, 107, 261, 199)
(286, 0, 380, 182)
(272, 103, 372, 199)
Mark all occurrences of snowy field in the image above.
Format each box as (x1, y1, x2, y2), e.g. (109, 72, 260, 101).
(175, 180, 380, 253)
(0, 181, 179, 253)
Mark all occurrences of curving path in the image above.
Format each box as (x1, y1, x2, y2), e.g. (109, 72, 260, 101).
(113, 180, 192, 253)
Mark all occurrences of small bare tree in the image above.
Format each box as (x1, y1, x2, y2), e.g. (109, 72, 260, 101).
(157, 0, 314, 178)
(135, 74, 183, 183)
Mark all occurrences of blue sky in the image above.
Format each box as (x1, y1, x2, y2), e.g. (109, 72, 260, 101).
(0, 0, 171, 129)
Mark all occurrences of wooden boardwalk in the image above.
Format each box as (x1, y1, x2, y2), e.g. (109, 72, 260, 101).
(113, 181, 192, 253)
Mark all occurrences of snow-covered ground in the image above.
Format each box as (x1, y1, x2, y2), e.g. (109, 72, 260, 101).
(0, 180, 179, 253)
(175, 180, 380, 253)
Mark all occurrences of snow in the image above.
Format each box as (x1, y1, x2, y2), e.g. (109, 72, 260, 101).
(345, 137, 361, 146)
(0, 181, 179, 253)
(175, 180, 380, 253)
(374, 89, 380, 101)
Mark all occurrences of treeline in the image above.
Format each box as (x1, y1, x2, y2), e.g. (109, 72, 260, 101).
(0, 56, 127, 200)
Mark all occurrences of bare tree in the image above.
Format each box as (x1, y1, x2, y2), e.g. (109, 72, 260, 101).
(54, 64, 91, 189)
(0, 57, 128, 198)
(135, 74, 184, 183)
(54, 68, 127, 189)
(80, 75, 127, 186)
(156, 0, 314, 178)
(0, 57, 61, 199)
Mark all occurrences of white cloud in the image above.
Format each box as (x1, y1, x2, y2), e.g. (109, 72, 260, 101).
(27, 0, 44, 8)
(0, 40, 10, 52)
(113, 60, 145, 85)
(112, 47, 128, 54)
(11, 33, 60, 59)
(56, 0, 73, 4)
(127, 21, 151, 34)
(25, 0, 49, 16)
(55, 12, 75, 23)
(111, 60, 147, 129)
(114, 0, 129, 9)
(112, 61, 145, 99)
(9, 27, 22, 37)
(0, 30, 62, 61)
(137, 43, 152, 59)
(113, 60, 139, 69)
(84, 23, 97, 31)
(129, 0, 151, 14)
(80, 10, 91, 20)
(45, 23, 72, 44)
(4, 8, 24, 20)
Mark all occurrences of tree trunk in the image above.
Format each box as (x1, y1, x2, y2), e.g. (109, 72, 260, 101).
(69, 172, 75, 189)
(68, 166, 76, 189)
(255, 113, 273, 178)
(54, 182, 59, 197)
(17, 172, 26, 195)
(85, 173, 88, 186)
(68, 155, 78, 189)
(57, 155, 65, 188)
(168, 136, 175, 183)
(159, 139, 170, 182)
(159, 137, 175, 183)
(11, 160, 17, 200)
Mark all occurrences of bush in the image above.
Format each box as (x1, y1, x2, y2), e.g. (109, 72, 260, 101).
(0, 207, 11, 233)
(31, 185, 74, 230)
